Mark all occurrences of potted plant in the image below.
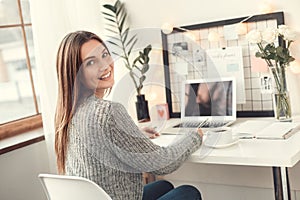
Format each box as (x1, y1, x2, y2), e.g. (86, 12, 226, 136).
(102, 0, 152, 122)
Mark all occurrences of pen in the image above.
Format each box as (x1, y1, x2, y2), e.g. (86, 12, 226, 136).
(282, 125, 300, 139)
(198, 118, 209, 128)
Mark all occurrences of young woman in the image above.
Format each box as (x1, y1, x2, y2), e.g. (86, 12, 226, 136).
(55, 30, 203, 200)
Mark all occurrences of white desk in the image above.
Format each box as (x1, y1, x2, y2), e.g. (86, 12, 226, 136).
(152, 117, 300, 200)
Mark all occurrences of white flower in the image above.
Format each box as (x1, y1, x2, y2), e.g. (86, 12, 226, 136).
(247, 25, 296, 68)
(277, 25, 297, 41)
(246, 29, 262, 44)
(283, 29, 297, 41)
(262, 28, 277, 43)
(277, 25, 289, 35)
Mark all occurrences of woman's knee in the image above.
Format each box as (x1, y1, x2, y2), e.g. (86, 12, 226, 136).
(155, 180, 174, 191)
(143, 180, 175, 200)
(176, 185, 202, 199)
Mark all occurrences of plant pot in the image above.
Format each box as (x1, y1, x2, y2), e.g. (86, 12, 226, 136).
(135, 94, 150, 122)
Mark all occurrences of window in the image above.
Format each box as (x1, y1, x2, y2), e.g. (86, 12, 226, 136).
(0, 0, 42, 140)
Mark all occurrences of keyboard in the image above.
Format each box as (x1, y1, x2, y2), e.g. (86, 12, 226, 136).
(174, 121, 229, 128)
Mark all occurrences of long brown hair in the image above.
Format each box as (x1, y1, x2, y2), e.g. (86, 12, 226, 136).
(55, 31, 106, 174)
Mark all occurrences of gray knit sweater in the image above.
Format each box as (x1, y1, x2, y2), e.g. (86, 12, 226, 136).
(65, 95, 202, 200)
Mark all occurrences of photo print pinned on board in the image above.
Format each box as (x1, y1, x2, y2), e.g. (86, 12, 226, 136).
(172, 42, 188, 56)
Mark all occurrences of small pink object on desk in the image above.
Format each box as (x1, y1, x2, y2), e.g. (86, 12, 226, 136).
(156, 103, 169, 120)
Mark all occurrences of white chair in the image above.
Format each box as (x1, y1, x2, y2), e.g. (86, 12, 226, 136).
(38, 173, 112, 200)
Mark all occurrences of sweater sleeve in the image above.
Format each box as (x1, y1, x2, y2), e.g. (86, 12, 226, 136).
(101, 102, 202, 175)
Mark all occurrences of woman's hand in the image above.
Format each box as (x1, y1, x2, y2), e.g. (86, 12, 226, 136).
(141, 126, 160, 139)
(197, 128, 203, 138)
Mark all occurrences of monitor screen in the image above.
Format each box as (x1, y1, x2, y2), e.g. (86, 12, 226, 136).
(184, 80, 233, 117)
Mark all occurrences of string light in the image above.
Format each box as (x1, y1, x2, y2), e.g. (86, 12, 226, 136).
(258, 1, 274, 14)
(161, 23, 196, 41)
(161, 23, 173, 34)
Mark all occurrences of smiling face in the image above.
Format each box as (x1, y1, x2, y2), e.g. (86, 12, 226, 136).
(80, 39, 114, 98)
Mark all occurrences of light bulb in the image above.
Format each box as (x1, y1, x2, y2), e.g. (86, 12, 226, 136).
(258, 2, 274, 14)
(161, 23, 173, 34)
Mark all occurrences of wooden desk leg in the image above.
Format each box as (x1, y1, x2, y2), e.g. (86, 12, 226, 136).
(272, 167, 291, 200)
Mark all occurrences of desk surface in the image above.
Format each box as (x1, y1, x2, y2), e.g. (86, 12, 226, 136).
(151, 116, 300, 168)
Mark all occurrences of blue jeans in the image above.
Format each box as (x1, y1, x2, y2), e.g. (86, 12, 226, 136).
(143, 180, 202, 200)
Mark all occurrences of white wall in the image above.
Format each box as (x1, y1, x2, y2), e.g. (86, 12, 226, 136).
(0, 141, 49, 200)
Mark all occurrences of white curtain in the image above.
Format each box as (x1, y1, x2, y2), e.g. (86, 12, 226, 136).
(30, 0, 104, 173)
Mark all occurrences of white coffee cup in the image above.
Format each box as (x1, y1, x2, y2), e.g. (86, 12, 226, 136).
(204, 127, 237, 147)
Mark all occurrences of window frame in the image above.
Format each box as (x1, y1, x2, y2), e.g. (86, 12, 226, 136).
(0, 0, 42, 140)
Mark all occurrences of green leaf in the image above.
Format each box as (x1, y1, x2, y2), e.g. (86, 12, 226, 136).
(113, 53, 129, 63)
(120, 55, 128, 60)
(105, 23, 118, 29)
(109, 36, 122, 43)
(105, 28, 119, 35)
(143, 44, 152, 55)
(276, 46, 285, 59)
(131, 63, 137, 69)
(269, 55, 276, 60)
(139, 51, 143, 57)
(113, 54, 127, 64)
(103, 4, 116, 13)
(101, 12, 115, 18)
(288, 57, 295, 63)
(129, 70, 134, 76)
(116, 3, 125, 16)
(116, 7, 125, 21)
(144, 56, 149, 63)
(126, 34, 137, 46)
(121, 28, 129, 42)
(138, 85, 143, 92)
(141, 64, 149, 74)
(114, 0, 121, 8)
(104, 17, 116, 24)
(132, 55, 141, 65)
(127, 37, 138, 56)
(119, 13, 127, 32)
(107, 40, 122, 48)
(125, 35, 137, 47)
(124, 61, 130, 70)
(255, 52, 263, 58)
(112, 51, 121, 57)
(138, 59, 144, 65)
(140, 75, 146, 83)
(267, 46, 276, 54)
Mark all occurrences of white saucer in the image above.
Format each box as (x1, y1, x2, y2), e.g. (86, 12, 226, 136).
(204, 138, 239, 149)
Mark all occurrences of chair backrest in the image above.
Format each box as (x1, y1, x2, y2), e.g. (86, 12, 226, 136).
(38, 173, 112, 200)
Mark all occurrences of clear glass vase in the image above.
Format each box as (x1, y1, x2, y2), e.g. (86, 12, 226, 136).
(273, 91, 292, 122)
(270, 64, 292, 122)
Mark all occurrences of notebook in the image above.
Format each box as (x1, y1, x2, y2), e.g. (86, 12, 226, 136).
(162, 77, 237, 134)
(237, 120, 300, 139)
